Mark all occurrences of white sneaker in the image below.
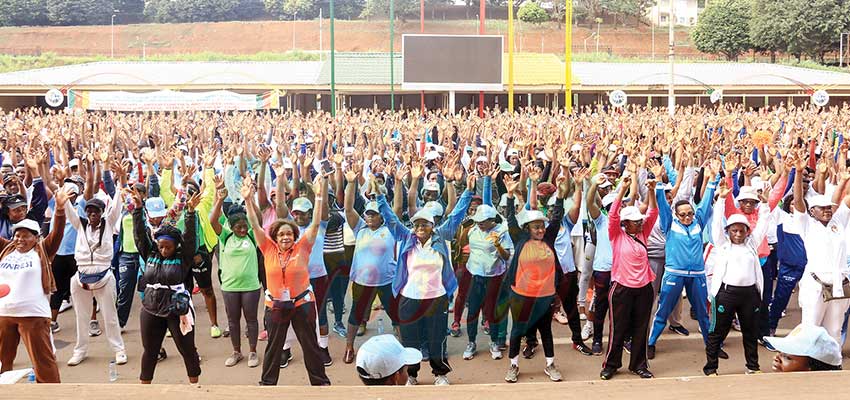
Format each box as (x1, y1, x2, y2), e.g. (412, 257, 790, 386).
(580, 313, 588, 321)
(89, 320, 102, 337)
(489, 342, 503, 360)
(115, 351, 128, 365)
(434, 375, 450, 385)
(581, 321, 594, 341)
(406, 376, 418, 386)
(59, 300, 73, 313)
(463, 342, 476, 360)
(67, 353, 86, 366)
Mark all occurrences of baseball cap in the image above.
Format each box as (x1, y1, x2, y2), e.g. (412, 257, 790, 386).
(356, 334, 422, 380)
(3, 194, 26, 209)
(735, 187, 759, 202)
(12, 218, 41, 236)
(145, 197, 167, 218)
(570, 143, 582, 152)
(619, 206, 645, 221)
(424, 150, 441, 161)
(475, 156, 489, 164)
(601, 165, 619, 176)
(410, 208, 435, 225)
(2, 173, 16, 185)
(62, 182, 81, 195)
(423, 201, 444, 218)
(423, 181, 440, 192)
(363, 201, 380, 215)
(292, 197, 313, 213)
(765, 324, 842, 366)
(808, 194, 835, 209)
(725, 213, 751, 230)
(471, 204, 498, 222)
(69, 158, 80, 168)
(85, 198, 106, 213)
(601, 192, 618, 208)
(517, 209, 547, 228)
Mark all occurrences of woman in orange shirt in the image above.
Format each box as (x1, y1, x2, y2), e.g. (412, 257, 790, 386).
(243, 175, 330, 386)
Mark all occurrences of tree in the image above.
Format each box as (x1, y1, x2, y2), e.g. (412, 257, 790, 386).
(601, 0, 655, 26)
(518, 1, 549, 24)
(46, 0, 112, 26)
(144, 0, 252, 23)
(360, 0, 418, 21)
(749, 0, 790, 63)
(283, 0, 319, 18)
(0, 0, 50, 26)
(783, 0, 850, 63)
(691, 0, 752, 61)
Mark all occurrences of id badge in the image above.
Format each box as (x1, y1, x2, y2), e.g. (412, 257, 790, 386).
(281, 289, 291, 301)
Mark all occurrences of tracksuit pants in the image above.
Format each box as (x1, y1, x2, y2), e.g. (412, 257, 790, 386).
(0, 316, 61, 383)
(799, 274, 850, 343)
(508, 293, 555, 360)
(649, 256, 683, 326)
(465, 274, 507, 344)
(261, 302, 330, 386)
(603, 282, 654, 371)
(556, 271, 584, 344)
(591, 271, 611, 345)
(139, 309, 201, 382)
(398, 295, 451, 378)
(117, 252, 140, 328)
(704, 284, 760, 374)
(758, 247, 778, 337)
(649, 273, 710, 346)
(69, 273, 125, 357)
(768, 262, 804, 332)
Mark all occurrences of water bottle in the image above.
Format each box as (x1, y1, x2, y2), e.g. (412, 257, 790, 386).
(377, 317, 385, 335)
(27, 370, 35, 384)
(108, 360, 118, 382)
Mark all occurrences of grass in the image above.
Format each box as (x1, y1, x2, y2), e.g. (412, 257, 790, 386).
(0, 51, 320, 73)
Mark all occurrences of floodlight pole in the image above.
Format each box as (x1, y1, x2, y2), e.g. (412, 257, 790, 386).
(841, 32, 849, 68)
(508, 0, 514, 113)
(420, 0, 425, 112)
(667, 0, 675, 117)
(390, 0, 395, 111)
(564, 0, 572, 114)
(478, 0, 485, 117)
(330, 0, 336, 117)
(111, 10, 119, 58)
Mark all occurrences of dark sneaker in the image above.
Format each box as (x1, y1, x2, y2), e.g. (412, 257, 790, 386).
(668, 325, 690, 336)
(522, 342, 538, 359)
(623, 340, 632, 354)
(631, 368, 654, 379)
(332, 321, 347, 338)
(718, 348, 729, 359)
(759, 338, 777, 352)
(647, 345, 656, 360)
(591, 342, 603, 355)
(572, 342, 593, 356)
(321, 347, 333, 367)
(600, 367, 616, 380)
(280, 348, 293, 368)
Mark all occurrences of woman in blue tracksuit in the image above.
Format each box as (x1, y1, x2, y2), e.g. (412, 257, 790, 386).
(647, 167, 719, 360)
(375, 173, 475, 386)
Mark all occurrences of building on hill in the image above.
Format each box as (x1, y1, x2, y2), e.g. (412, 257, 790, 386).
(648, 0, 709, 27)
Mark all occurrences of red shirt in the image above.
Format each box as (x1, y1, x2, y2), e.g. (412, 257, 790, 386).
(608, 200, 659, 288)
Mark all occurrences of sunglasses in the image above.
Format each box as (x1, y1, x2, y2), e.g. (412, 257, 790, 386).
(677, 212, 695, 217)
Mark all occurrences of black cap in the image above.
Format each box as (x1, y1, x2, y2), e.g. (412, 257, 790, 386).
(85, 199, 106, 212)
(3, 174, 16, 185)
(3, 194, 26, 209)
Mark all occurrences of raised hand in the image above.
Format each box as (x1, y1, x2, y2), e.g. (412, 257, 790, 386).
(240, 175, 254, 200)
(257, 146, 271, 163)
(717, 179, 732, 198)
(503, 174, 519, 194)
(186, 192, 202, 212)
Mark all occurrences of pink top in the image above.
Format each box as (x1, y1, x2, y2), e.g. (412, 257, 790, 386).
(724, 174, 786, 258)
(608, 200, 659, 288)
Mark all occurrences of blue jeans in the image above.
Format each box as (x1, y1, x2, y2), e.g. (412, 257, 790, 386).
(767, 262, 805, 331)
(648, 273, 710, 346)
(117, 252, 140, 328)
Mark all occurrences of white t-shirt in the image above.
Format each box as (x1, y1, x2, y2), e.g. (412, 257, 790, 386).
(721, 245, 759, 287)
(0, 249, 50, 318)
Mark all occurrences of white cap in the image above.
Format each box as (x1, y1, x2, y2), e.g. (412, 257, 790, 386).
(765, 324, 842, 366)
(475, 156, 489, 164)
(62, 182, 81, 195)
(808, 194, 835, 209)
(343, 146, 355, 156)
(725, 213, 751, 230)
(291, 197, 313, 213)
(517, 209, 547, 228)
(424, 150, 441, 161)
(410, 208, 435, 224)
(601, 192, 618, 208)
(506, 149, 519, 157)
(282, 158, 294, 169)
(423, 201, 444, 218)
(499, 193, 509, 208)
(750, 176, 764, 190)
(12, 218, 41, 236)
(593, 174, 612, 188)
(619, 206, 645, 221)
(537, 151, 550, 162)
(363, 201, 380, 215)
(422, 181, 440, 192)
(570, 143, 583, 152)
(356, 334, 422, 380)
(69, 158, 80, 168)
(735, 187, 759, 202)
(471, 204, 498, 222)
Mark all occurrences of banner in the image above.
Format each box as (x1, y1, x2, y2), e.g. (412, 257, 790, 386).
(68, 89, 280, 111)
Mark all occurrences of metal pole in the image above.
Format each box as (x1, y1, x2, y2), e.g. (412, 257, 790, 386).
(330, 0, 336, 117)
(292, 12, 297, 50)
(565, 0, 572, 114)
(420, 0, 425, 112)
(111, 14, 115, 58)
(508, 0, 514, 113)
(668, 0, 675, 117)
(319, 8, 323, 62)
(390, 0, 395, 111)
(479, 0, 485, 117)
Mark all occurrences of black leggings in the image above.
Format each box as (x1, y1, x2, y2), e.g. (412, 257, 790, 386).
(139, 309, 201, 382)
(508, 293, 555, 360)
(704, 284, 760, 374)
(222, 289, 261, 351)
(49, 254, 77, 310)
(260, 302, 330, 386)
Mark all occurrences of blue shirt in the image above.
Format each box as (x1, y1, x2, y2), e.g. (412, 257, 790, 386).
(53, 199, 86, 256)
(350, 220, 396, 287)
(554, 213, 577, 273)
(592, 213, 613, 272)
(656, 180, 717, 275)
(299, 221, 328, 279)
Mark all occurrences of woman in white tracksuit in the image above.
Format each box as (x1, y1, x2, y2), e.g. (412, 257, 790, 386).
(791, 160, 850, 343)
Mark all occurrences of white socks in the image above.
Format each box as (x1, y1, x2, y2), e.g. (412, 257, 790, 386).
(510, 356, 519, 367)
(319, 334, 329, 349)
(546, 357, 555, 367)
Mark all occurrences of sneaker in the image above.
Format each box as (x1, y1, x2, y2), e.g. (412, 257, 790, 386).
(450, 322, 462, 337)
(732, 318, 741, 332)
(704, 368, 718, 376)
(573, 342, 593, 356)
(581, 321, 593, 341)
(248, 352, 259, 368)
(631, 368, 654, 379)
(489, 342, 503, 360)
(544, 364, 563, 381)
(192, 286, 200, 295)
(321, 347, 333, 367)
(623, 340, 632, 354)
(88, 320, 101, 337)
(463, 342, 477, 360)
(357, 323, 367, 337)
(668, 325, 690, 336)
(482, 320, 490, 335)
(332, 321, 347, 338)
(50, 321, 60, 334)
(225, 351, 243, 367)
(157, 348, 168, 361)
(580, 313, 588, 321)
(746, 369, 762, 374)
(280, 348, 293, 368)
(522, 342, 538, 359)
(759, 338, 777, 352)
(718, 348, 729, 359)
(67, 353, 86, 366)
(434, 375, 450, 385)
(165, 329, 172, 338)
(647, 345, 656, 360)
(258, 330, 268, 341)
(406, 376, 418, 386)
(591, 342, 603, 355)
(600, 367, 615, 380)
(115, 351, 128, 365)
(505, 364, 519, 383)
(210, 325, 222, 338)
(59, 299, 73, 313)
(553, 311, 569, 325)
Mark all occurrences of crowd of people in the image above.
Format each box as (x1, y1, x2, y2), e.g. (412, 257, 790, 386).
(0, 102, 848, 385)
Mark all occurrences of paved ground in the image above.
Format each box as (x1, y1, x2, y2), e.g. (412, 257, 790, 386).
(6, 276, 831, 386)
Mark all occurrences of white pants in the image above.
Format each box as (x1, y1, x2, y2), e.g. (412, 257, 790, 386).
(799, 274, 850, 343)
(572, 236, 590, 308)
(70, 272, 125, 356)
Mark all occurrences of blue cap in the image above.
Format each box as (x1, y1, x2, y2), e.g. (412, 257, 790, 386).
(145, 197, 167, 218)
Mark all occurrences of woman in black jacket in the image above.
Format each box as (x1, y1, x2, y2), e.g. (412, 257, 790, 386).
(130, 188, 202, 384)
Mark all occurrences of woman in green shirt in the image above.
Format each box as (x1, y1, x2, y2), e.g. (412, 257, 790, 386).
(210, 177, 263, 368)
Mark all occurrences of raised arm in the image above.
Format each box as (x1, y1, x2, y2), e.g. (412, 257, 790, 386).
(242, 176, 269, 249)
(586, 174, 604, 220)
(712, 180, 731, 247)
(209, 176, 226, 236)
(300, 175, 327, 246)
(343, 168, 361, 230)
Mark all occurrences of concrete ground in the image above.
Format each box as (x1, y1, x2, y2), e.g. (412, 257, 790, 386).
(4, 277, 838, 386)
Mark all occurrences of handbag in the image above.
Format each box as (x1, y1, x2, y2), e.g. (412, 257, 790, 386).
(811, 273, 850, 302)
